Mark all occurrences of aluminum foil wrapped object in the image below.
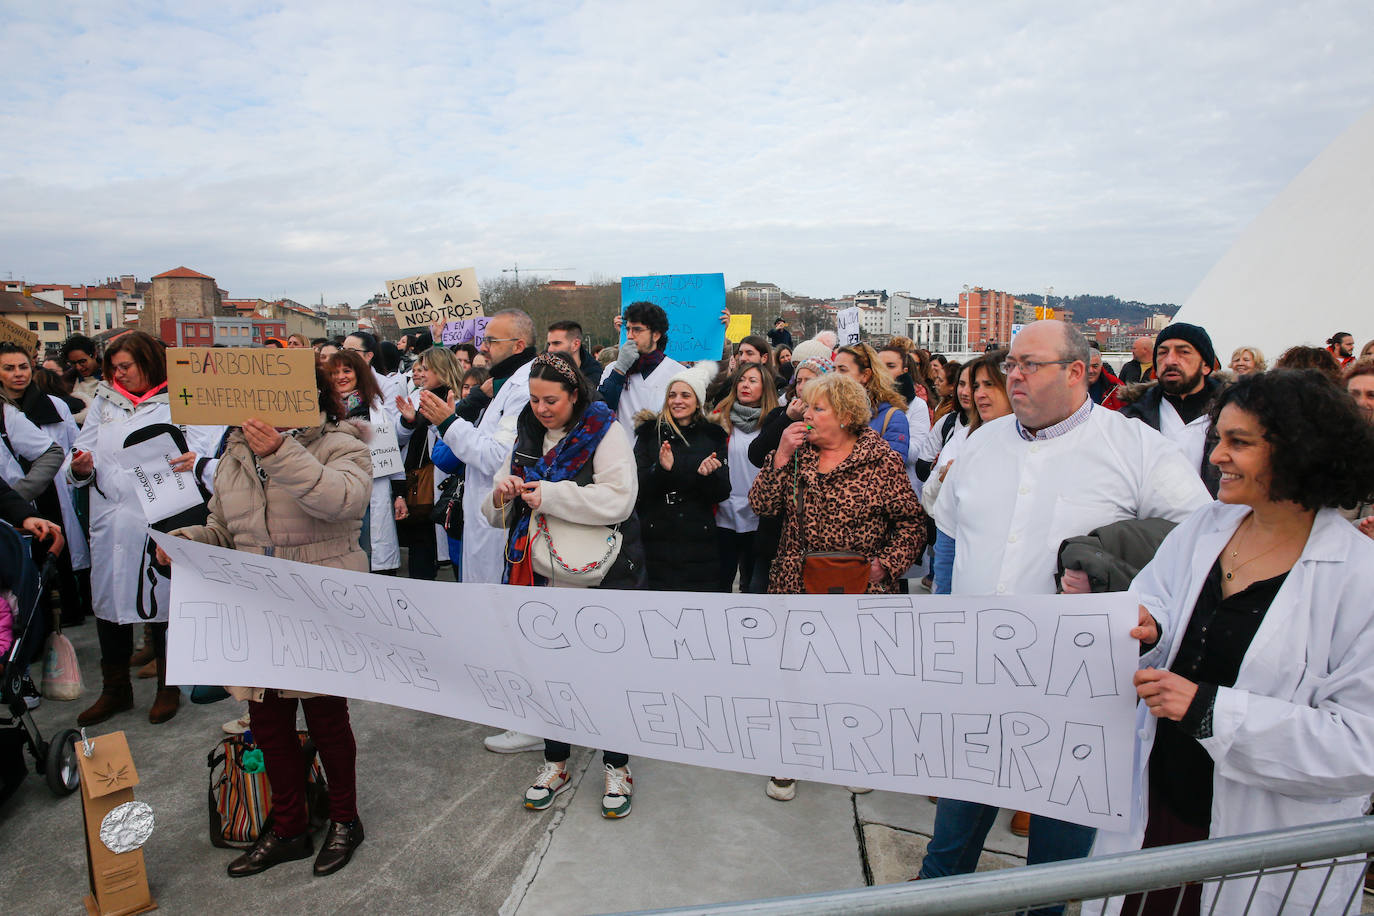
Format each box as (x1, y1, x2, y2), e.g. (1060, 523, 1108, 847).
(100, 801, 155, 854)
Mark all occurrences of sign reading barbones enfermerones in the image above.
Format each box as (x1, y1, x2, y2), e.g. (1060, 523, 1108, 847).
(156, 532, 1138, 829)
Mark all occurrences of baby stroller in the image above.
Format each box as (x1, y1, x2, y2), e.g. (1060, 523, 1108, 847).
(0, 518, 81, 803)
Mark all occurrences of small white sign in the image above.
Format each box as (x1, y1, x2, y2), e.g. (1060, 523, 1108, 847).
(369, 406, 403, 479)
(836, 307, 861, 346)
(116, 434, 203, 524)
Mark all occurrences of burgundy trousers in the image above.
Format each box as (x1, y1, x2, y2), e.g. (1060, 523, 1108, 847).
(248, 690, 358, 838)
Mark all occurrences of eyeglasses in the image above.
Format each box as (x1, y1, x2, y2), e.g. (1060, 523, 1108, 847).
(483, 337, 522, 345)
(624, 325, 649, 336)
(1000, 358, 1076, 376)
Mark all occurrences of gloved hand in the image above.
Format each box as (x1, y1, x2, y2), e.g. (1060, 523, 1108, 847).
(614, 339, 640, 375)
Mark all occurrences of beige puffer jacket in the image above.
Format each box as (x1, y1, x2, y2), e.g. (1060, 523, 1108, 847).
(174, 418, 372, 701)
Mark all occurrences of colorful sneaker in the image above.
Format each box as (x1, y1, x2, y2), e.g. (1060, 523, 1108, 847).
(486, 729, 544, 754)
(601, 763, 633, 818)
(766, 777, 796, 801)
(524, 761, 570, 810)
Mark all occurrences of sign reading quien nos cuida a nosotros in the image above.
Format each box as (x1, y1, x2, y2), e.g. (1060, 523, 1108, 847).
(387, 266, 481, 331)
(156, 532, 1139, 829)
(621, 273, 726, 363)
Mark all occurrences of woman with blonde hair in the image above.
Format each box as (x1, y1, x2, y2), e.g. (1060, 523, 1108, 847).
(1228, 346, 1266, 376)
(394, 346, 464, 579)
(834, 343, 909, 457)
(710, 362, 779, 591)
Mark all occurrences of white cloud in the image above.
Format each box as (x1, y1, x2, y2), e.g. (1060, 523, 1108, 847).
(2, 0, 1371, 308)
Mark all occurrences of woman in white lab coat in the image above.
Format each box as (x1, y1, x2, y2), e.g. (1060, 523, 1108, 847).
(1091, 369, 1374, 916)
(327, 349, 404, 573)
(69, 331, 222, 727)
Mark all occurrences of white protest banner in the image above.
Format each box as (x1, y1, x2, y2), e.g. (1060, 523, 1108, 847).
(387, 267, 481, 330)
(157, 533, 1138, 828)
(116, 435, 204, 524)
(837, 306, 861, 345)
(368, 407, 402, 479)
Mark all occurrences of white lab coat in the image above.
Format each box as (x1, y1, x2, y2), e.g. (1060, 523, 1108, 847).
(36, 396, 90, 570)
(716, 426, 760, 533)
(903, 399, 933, 497)
(0, 403, 56, 494)
(932, 405, 1211, 597)
(70, 385, 223, 625)
(615, 356, 686, 433)
(1158, 398, 1209, 480)
(441, 361, 533, 583)
(363, 399, 402, 572)
(1089, 502, 1374, 915)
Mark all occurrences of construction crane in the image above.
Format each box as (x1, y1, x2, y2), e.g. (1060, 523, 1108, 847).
(502, 263, 575, 286)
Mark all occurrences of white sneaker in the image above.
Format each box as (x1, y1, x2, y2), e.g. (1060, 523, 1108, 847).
(847, 786, 874, 794)
(484, 729, 544, 754)
(766, 777, 796, 801)
(222, 712, 251, 735)
(524, 761, 571, 810)
(601, 763, 633, 818)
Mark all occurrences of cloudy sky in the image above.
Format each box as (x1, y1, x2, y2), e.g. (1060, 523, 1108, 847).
(3, 1, 1371, 309)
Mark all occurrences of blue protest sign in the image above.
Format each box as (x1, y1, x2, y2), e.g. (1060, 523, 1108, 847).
(620, 273, 726, 363)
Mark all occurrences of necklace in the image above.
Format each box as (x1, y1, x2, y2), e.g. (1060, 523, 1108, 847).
(1223, 516, 1294, 581)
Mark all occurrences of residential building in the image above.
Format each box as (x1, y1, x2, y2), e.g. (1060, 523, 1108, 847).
(158, 316, 287, 347)
(888, 292, 941, 337)
(731, 281, 784, 314)
(958, 286, 1015, 351)
(907, 309, 968, 354)
(0, 289, 76, 355)
(1146, 313, 1170, 332)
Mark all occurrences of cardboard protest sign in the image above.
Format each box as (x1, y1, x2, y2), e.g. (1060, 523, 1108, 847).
(620, 273, 727, 363)
(837, 307, 861, 346)
(159, 532, 1138, 828)
(387, 267, 481, 330)
(76, 730, 156, 916)
(725, 314, 752, 343)
(441, 316, 490, 349)
(116, 433, 205, 524)
(0, 316, 40, 353)
(167, 347, 320, 428)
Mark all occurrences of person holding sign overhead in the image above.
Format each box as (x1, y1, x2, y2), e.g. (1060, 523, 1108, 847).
(328, 350, 406, 574)
(159, 363, 372, 879)
(68, 331, 223, 727)
(599, 301, 687, 434)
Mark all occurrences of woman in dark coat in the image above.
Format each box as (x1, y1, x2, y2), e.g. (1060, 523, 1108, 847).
(633, 362, 730, 591)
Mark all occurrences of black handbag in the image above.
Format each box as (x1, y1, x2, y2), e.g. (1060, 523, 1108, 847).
(429, 472, 464, 537)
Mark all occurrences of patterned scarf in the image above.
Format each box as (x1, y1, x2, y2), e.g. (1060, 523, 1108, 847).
(632, 347, 666, 378)
(503, 400, 616, 585)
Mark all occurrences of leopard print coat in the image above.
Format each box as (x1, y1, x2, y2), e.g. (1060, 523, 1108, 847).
(749, 427, 926, 594)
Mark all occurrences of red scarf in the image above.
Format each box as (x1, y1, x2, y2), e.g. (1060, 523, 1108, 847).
(113, 379, 167, 406)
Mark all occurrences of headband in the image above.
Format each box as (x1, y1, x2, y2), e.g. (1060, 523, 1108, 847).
(532, 352, 581, 388)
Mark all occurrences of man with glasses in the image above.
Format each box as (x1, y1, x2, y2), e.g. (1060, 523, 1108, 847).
(922, 320, 1208, 895)
(60, 334, 102, 425)
(1121, 323, 1226, 496)
(598, 301, 686, 433)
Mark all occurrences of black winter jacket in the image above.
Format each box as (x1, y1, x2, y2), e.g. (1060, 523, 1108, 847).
(1119, 376, 1225, 497)
(633, 416, 730, 591)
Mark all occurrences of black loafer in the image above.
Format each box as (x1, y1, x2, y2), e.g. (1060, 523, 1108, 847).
(227, 830, 313, 877)
(313, 819, 365, 876)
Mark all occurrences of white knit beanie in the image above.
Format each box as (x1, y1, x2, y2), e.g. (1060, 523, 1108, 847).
(666, 360, 716, 409)
(791, 339, 833, 363)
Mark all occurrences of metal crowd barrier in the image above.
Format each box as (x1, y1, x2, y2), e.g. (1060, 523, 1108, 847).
(617, 817, 1374, 916)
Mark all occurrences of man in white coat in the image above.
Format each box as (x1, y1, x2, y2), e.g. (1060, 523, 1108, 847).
(598, 301, 686, 433)
(923, 320, 1211, 891)
(421, 309, 541, 753)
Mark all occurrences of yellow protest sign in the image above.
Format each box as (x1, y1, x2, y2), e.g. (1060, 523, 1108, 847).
(167, 347, 321, 427)
(387, 266, 481, 330)
(725, 313, 752, 343)
(0, 317, 39, 352)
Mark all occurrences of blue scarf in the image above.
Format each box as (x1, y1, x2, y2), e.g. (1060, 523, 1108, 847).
(503, 400, 616, 585)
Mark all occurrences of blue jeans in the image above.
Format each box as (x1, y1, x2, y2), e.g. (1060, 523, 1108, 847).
(932, 529, 956, 594)
(920, 798, 1096, 916)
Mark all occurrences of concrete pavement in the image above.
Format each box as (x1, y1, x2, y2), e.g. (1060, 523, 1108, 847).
(3, 610, 1028, 916)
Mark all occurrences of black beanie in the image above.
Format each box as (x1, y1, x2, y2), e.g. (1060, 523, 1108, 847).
(1154, 322, 1217, 370)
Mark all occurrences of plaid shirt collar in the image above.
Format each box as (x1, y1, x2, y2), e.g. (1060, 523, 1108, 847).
(1015, 395, 1093, 441)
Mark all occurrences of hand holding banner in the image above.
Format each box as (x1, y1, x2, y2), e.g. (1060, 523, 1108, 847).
(167, 348, 320, 428)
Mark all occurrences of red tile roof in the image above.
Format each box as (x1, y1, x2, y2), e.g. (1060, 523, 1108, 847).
(152, 266, 215, 280)
(0, 290, 75, 315)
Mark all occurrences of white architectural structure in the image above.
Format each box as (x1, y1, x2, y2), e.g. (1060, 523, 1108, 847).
(907, 309, 968, 354)
(1175, 105, 1374, 359)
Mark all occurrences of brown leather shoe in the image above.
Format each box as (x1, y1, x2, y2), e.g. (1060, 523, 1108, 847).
(129, 642, 156, 668)
(313, 819, 365, 876)
(148, 657, 180, 724)
(136, 659, 157, 679)
(77, 663, 134, 727)
(1010, 810, 1031, 837)
(227, 830, 313, 877)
